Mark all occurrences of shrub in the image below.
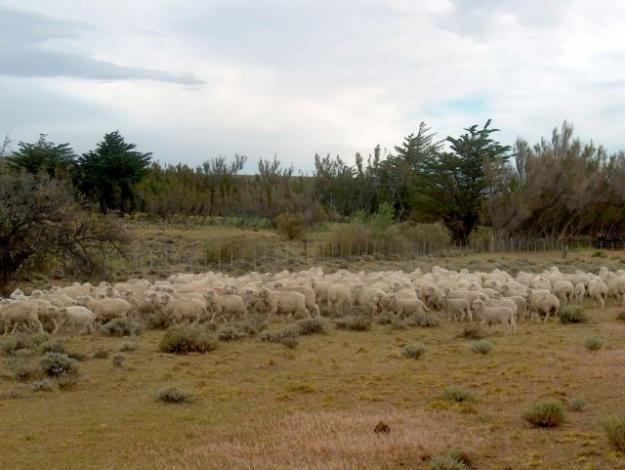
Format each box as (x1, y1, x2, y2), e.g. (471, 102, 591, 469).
(470, 339, 493, 355)
(334, 316, 371, 331)
(522, 399, 566, 427)
(401, 341, 427, 359)
(295, 318, 326, 335)
(458, 325, 486, 340)
(112, 354, 126, 368)
(240, 314, 268, 335)
(119, 341, 137, 352)
(275, 212, 307, 240)
(144, 310, 172, 330)
(100, 318, 143, 337)
(159, 325, 218, 354)
(441, 386, 474, 403)
(570, 398, 586, 412)
(10, 360, 42, 382)
(57, 376, 78, 391)
(604, 414, 625, 452)
(93, 349, 110, 359)
(398, 222, 452, 252)
(40, 353, 78, 377)
(66, 351, 88, 362)
(616, 311, 625, 323)
(405, 312, 440, 328)
(591, 251, 605, 257)
(375, 312, 394, 325)
(156, 386, 193, 404)
(260, 326, 300, 349)
(0, 336, 18, 355)
(217, 323, 248, 341)
(559, 305, 586, 324)
(428, 452, 468, 470)
(31, 379, 52, 392)
(585, 336, 603, 351)
(40, 340, 65, 354)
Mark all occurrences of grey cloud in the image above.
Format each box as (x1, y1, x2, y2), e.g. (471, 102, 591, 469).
(0, 6, 203, 85)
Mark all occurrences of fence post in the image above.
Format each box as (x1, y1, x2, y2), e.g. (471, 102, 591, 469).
(218, 247, 221, 270)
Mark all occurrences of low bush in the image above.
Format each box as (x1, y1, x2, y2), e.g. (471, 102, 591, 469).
(616, 311, 625, 323)
(9, 360, 42, 382)
(100, 318, 143, 337)
(0, 336, 18, 355)
(401, 341, 427, 359)
(217, 323, 248, 341)
(119, 341, 137, 352)
(31, 379, 53, 393)
(522, 399, 566, 427)
(295, 318, 326, 335)
(559, 305, 586, 324)
(40, 340, 65, 354)
(93, 349, 110, 359)
(441, 386, 474, 403)
(428, 449, 473, 470)
(144, 310, 172, 330)
(591, 250, 605, 257)
(112, 354, 126, 368)
(570, 398, 586, 412)
(275, 212, 307, 240)
(458, 324, 486, 340)
(156, 386, 193, 404)
(405, 312, 440, 328)
(66, 351, 88, 362)
(470, 339, 493, 355)
(57, 376, 78, 391)
(374, 312, 394, 325)
(585, 335, 603, 351)
(40, 353, 78, 377)
(240, 314, 268, 335)
(260, 326, 300, 349)
(159, 325, 218, 354)
(334, 316, 371, 331)
(604, 414, 625, 452)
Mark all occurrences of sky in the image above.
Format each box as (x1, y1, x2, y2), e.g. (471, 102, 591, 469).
(1, 0, 625, 172)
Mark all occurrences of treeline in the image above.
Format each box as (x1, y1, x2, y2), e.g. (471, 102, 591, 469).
(2, 121, 625, 242)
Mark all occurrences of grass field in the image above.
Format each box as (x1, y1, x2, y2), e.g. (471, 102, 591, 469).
(2, 299, 625, 469)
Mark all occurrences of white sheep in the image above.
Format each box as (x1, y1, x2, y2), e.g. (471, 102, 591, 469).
(472, 300, 516, 333)
(0, 301, 44, 334)
(439, 294, 471, 322)
(574, 282, 586, 305)
(57, 306, 97, 334)
(205, 291, 247, 323)
(75, 296, 131, 322)
(159, 293, 207, 324)
(383, 295, 429, 318)
(589, 280, 608, 308)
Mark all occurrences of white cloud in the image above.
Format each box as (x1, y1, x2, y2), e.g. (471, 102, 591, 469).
(1, 0, 625, 168)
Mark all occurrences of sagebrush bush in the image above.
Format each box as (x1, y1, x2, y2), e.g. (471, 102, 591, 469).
(100, 318, 143, 337)
(334, 316, 371, 331)
(10, 360, 42, 382)
(112, 354, 126, 368)
(217, 323, 248, 341)
(156, 386, 193, 404)
(144, 310, 172, 330)
(604, 414, 625, 452)
(40, 340, 65, 354)
(405, 312, 440, 328)
(470, 339, 493, 355)
(559, 305, 586, 324)
(119, 341, 137, 352)
(93, 349, 110, 359)
(591, 250, 605, 257)
(375, 312, 394, 325)
(522, 399, 566, 427)
(441, 386, 474, 403)
(0, 336, 18, 355)
(295, 318, 326, 335)
(401, 341, 426, 359)
(458, 324, 486, 340)
(159, 325, 218, 354)
(570, 398, 586, 412)
(242, 314, 268, 335)
(31, 379, 53, 393)
(428, 451, 469, 470)
(260, 326, 300, 348)
(585, 335, 603, 351)
(616, 311, 625, 323)
(40, 353, 78, 377)
(66, 351, 88, 362)
(275, 212, 307, 240)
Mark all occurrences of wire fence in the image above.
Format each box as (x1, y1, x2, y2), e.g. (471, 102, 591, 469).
(119, 236, 622, 273)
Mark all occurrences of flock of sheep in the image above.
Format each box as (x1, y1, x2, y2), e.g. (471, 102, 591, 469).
(0, 265, 621, 336)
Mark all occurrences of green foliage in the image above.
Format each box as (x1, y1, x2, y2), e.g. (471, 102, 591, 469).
(100, 318, 143, 337)
(217, 323, 249, 341)
(6, 134, 75, 177)
(40, 340, 65, 354)
(570, 398, 586, 412)
(156, 386, 193, 404)
(31, 379, 53, 393)
(604, 414, 625, 452)
(428, 450, 471, 470)
(404, 312, 440, 328)
(584, 336, 603, 351)
(159, 325, 218, 354)
(9, 359, 42, 382)
(75, 131, 152, 213)
(0, 336, 19, 355)
(522, 399, 566, 427)
(459, 325, 486, 340)
(259, 326, 300, 348)
(333, 316, 371, 331)
(616, 311, 625, 323)
(401, 341, 426, 359)
(559, 305, 586, 324)
(275, 212, 307, 240)
(93, 349, 110, 359)
(295, 318, 326, 335)
(441, 386, 474, 403)
(40, 353, 79, 377)
(470, 339, 493, 355)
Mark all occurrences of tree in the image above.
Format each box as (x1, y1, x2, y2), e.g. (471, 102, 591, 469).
(417, 120, 511, 243)
(75, 131, 152, 213)
(200, 155, 247, 215)
(6, 134, 76, 177)
(0, 174, 128, 294)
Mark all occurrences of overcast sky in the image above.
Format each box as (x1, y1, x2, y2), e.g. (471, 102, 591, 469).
(1, 0, 624, 172)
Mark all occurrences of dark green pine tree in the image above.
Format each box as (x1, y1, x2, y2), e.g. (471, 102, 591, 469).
(6, 134, 76, 177)
(75, 131, 152, 213)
